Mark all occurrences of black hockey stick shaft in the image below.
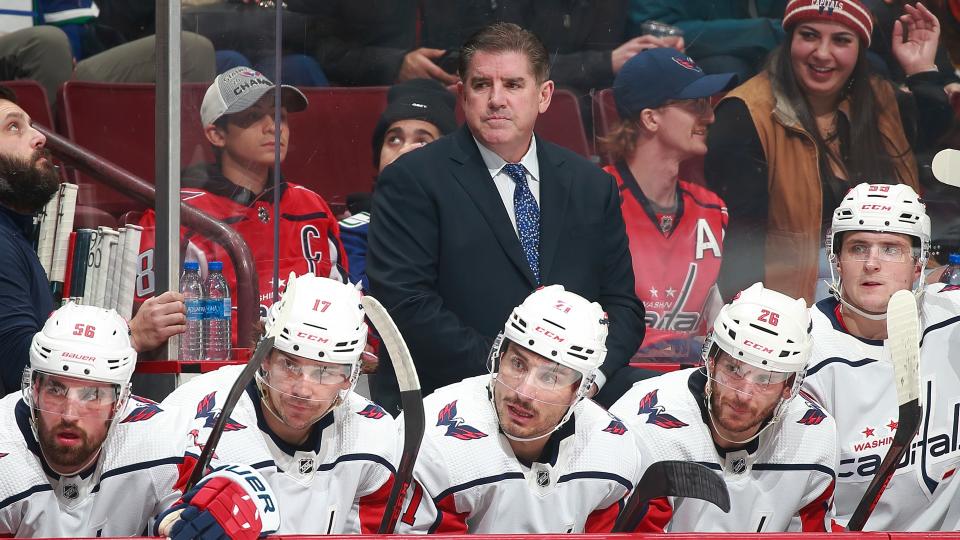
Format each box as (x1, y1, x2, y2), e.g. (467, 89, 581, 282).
(613, 460, 731, 532)
(361, 295, 425, 534)
(847, 289, 921, 531)
(185, 335, 275, 490)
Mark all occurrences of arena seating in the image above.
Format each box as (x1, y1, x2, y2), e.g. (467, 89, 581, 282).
(1, 79, 53, 129)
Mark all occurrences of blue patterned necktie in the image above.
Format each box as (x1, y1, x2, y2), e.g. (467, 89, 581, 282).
(503, 163, 540, 283)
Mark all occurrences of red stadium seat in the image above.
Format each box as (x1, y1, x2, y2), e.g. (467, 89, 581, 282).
(59, 81, 211, 216)
(1, 79, 54, 129)
(455, 87, 591, 158)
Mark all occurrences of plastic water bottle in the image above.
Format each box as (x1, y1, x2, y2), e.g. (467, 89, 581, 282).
(203, 261, 232, 361)
(941, 253, 960, 286)
(180, 261, 204, 361)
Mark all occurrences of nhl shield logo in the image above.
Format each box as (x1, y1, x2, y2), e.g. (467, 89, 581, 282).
(732, 458, 747, 474)
(63, 483, 79, 500)
(299, 458, 315, 475)
(536, 469, 550, 487)
(258, 206, 270, 223)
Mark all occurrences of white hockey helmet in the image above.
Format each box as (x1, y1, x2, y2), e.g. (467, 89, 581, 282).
(27, 302, 137, 387)
(498, 285, 608, 394)
(262, 272, 367, 390)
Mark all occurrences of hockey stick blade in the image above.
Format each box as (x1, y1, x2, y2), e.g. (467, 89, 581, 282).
(361, 295, 424, 534)
(185, 275, 297, 490)
(932, 149, 960, 188)
(847, 290, 921, 531)
(613, 460, 731, 532)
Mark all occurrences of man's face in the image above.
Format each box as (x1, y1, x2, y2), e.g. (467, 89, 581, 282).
(837, 231, 921, 314)
(260, 350, 352, 432)
(458, 51, 553, 162)
(0, 99, 59, 213)
(708, 354, 792, 442)
(207, 95, 290, 168)
(493, 342, 580, 440)
(379, 119, 442, 172)
(33, 373, 117, 474)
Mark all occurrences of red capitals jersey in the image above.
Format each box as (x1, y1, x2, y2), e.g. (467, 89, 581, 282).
(604, 163, 726, 352)
(135, 165, 347, 343)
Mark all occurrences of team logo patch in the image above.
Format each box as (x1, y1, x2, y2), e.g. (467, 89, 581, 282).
(196, 392, 246, 431)
(299, 458, 315, 475)
(732, 458, 747, 474)
(671, 55, 702, 72)
(637, 389, 688, 429)
(258, 206, 269, 223)
(120, 396, 163, 423)
(437, 400, 488, 440)
(942, 285, 960, 292)
(357, 403, 387, 420)
(797, 406, 828, 426)
(62, 483, 79, 500)
(602, 419, 628, 435)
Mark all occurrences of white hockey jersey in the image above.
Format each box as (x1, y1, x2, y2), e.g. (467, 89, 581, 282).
(610, 368, 838, 532)
(802, 284, 960, 531)
(0, 392, 192, 537)
(160, 365, 399, 534)
(397, 375, 641, 534)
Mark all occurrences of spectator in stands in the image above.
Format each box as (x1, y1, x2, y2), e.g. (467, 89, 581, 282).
(704, 0, 952, 305)
(135, 67, 347, 345)
(602, 48, 735, 363)
(627, 0, 788, 83)
(288, 0, 683, 96)
(339, 78, 457, 291)
(367, 23, 644, 414)
(0, 84, 184, 394)
(0, 27, 73, 108)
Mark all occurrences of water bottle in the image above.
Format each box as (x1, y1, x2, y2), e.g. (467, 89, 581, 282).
(203, 261, 232, 361)
(180, 261, 204, 361)
(940, 253, 960, 286)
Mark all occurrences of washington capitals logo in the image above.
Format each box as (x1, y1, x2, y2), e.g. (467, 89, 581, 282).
(943, 285, 960, 293)
(120, 396, 163, 424)
(357, 403, 387, 420)
(671, 55, 702, 73)
(602, 419, 628, 436)
(814, 0, 840, 16)
(637, 389, 688, 429)
(797, 401, 828, 426)
(195, 392, 246, 431)
(437, 400, 487, 440)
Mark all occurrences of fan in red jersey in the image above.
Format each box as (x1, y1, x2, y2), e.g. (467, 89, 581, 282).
(602, 48, 737, 363)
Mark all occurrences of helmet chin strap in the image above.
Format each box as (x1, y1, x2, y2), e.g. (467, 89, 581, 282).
(706, 396, 777, 446)
(829, 281, 889, 321)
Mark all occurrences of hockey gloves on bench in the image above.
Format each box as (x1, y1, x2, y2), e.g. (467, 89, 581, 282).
(156, 463, 280, 540)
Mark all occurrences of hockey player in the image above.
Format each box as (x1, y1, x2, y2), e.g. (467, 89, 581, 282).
(611, 282, 838, 532)
(160, 272, 399, 534)
(0, 302, 275, 538)
(136, 66, 347, 338)
(802, 183, 960, 530)
(602, 48, 735, 363)
(396, 285, 641, 533)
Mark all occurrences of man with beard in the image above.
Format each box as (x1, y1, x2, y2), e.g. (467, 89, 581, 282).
(610, 283, 839, 532)
(0, 85, 183, 395)
(397, 285, 641, 533)
(159, 272, 399, 535)
(0, 302, 277, 537)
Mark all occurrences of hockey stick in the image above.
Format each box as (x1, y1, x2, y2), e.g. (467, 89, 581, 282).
(49, 183, 77, 303)
(847, 289, 921, 531)
(612, 460, 731, 532)
(184, 276, 296, 490)
(932, 149, 960, 188)
(360, 295, 424, 534)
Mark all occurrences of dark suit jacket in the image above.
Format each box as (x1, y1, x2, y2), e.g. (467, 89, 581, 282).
(367, 124, 643, 409)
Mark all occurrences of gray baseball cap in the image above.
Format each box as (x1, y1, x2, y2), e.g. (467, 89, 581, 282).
(200, 66, 308, 126)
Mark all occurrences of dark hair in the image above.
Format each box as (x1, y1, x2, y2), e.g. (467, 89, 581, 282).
(0, 85, 17, 104)
(209, 115, 230, 163)
(769, 29, 906, 185)
(458, 22, 550, 83)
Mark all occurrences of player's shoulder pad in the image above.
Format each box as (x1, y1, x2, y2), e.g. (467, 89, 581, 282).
(339, 212, 370, 229)
(203, 463, 281, 535)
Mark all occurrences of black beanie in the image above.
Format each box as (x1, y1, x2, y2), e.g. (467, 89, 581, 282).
(372, 79, 457, 168)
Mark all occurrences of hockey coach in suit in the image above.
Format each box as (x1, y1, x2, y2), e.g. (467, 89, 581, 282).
(368, 22, 644, 414)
